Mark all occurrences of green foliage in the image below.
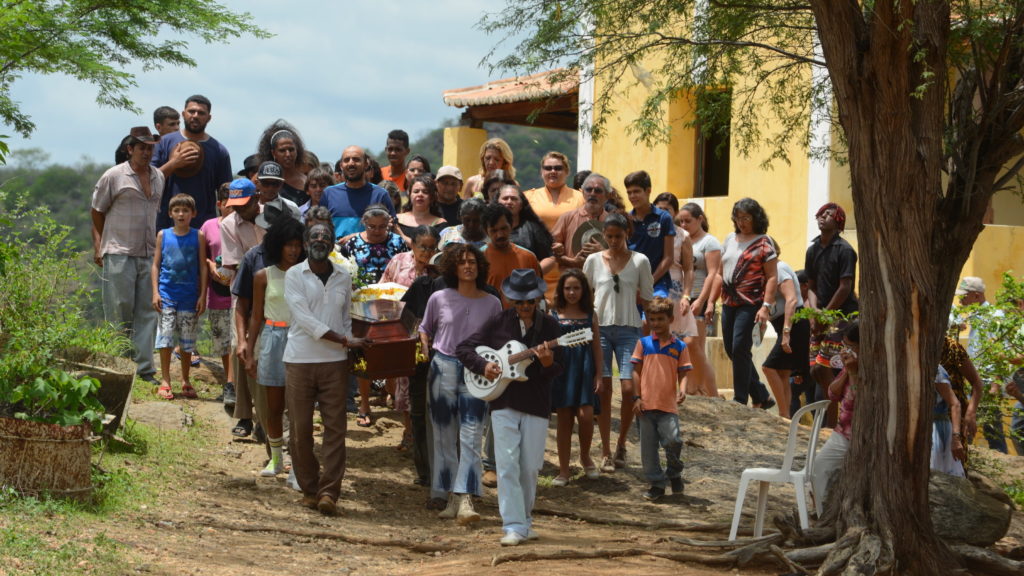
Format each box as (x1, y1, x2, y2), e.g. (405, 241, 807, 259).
(8, 369, 105, 429)
(0, 192, 128, 428)
(0, 0, 270, 137)
(793, 307, 857, 331)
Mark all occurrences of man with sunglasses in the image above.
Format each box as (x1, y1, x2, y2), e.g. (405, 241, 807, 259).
(551, 172, 611, 271)
(457, 269, 563, 546)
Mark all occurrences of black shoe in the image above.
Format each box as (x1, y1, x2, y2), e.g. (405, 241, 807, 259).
(413, 476, 429, 486)
(670, 477, 684, 494)
(138, 373, 160, 385)
(231, 419, 253, 438)
(760, 397, 776, 411)
(642, 486, 665, 501)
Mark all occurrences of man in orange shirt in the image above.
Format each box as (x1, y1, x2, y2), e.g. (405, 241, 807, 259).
(482, 204, 541, 309)
(381, 129, 410, 191)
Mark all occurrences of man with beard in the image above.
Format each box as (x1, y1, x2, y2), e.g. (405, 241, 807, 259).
(284, 223, 369, 515)
(153, 95, 233, 229)
(321, 146, 396, 239)
(551, 172, 611, 270)
(482, 204, 541, 308)
(91, 126, 165, 384)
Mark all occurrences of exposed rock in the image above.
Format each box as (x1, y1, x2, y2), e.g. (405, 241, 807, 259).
(930, 471, 1013, 547)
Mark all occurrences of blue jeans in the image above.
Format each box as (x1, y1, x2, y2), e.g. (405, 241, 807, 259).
(721, 304, 770, 405)
(428, 352, 486, 498)
(599, 325, 641, 380)
(638, 410, 682, 488)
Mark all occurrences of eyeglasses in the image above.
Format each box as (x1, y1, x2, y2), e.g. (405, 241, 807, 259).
(583, 186, 606, 194)
(512, 299, 538, 306)
(542, 165, 565, 172)
(731, 214, 752, 222)
(364, 223, 389, 232)
(612, 273, 620, 293)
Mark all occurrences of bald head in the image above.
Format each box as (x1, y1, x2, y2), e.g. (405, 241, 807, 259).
(340, 146, 368, 186)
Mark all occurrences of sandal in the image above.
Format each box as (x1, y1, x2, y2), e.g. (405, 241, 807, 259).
(180, 383, 198, 399)
(396, 433, 413, 452)
(157, 383, 174, 400)
(231, 419, 253, 438)
(356, 413, 373, 428)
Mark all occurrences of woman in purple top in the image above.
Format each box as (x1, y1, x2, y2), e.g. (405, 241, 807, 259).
(419, 243, 501, 524)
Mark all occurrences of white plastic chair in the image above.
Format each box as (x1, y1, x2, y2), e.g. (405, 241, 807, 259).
(728, 399, 831, 541)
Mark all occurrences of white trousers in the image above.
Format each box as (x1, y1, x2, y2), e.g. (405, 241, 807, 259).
(810, 431, 849, 507)
(492, 408, 548, 537)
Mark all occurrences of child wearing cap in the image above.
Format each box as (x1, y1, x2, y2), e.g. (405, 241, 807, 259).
(151, 193, 208, 400)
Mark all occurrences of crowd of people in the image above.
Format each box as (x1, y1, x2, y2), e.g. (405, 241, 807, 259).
(91, 95, 1000, 545)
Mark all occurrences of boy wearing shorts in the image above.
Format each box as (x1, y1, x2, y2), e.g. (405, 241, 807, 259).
(151, 193, 208, 399)
(631, 297, 692, 501)
(202, 183, 235, 404)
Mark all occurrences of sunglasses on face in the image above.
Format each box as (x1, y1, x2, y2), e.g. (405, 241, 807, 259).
(542, 165, 565, 172)
(512, 299, 538, 307)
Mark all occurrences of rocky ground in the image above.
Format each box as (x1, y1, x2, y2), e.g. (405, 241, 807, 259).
(88, 359, 1024, 575)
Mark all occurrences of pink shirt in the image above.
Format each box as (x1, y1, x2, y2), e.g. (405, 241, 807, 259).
(828, 370, 856, 439)
(201, 217, 232, 310)
(380, 251, 421, 287)
(219, 210, 264, 267)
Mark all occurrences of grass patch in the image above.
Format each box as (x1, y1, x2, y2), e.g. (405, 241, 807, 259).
(0, 413, 210, 574)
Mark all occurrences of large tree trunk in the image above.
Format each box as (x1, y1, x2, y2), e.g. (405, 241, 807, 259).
(808, 2, 993, 573)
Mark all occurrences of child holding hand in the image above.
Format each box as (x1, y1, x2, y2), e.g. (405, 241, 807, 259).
(631, 297, 692, 501)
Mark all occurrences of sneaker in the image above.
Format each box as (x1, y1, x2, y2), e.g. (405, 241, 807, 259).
(482, 469, 498, 488)
(500, 531, 526, 546)
(317, 495, 337, 516)
(438, 494, 458, 519)
(286, 469, 301, 492)
(642, 486, 665, 501)
(456, 494, 480, 525)
(670, 477, 684, 494)
(222, 382, 236, 407)
(599, 456, 615, 473)
(613, 445, 627, 468)
(260, 458, 284, 478)
(526, 528, 539, 541)
(551, 475, 569, 487)
(583, 465, 600, 480)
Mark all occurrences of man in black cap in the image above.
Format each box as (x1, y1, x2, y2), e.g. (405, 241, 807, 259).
(254, 161, 302, 225)
(91, 126, 165, 383)
(457, 269, 563, 546)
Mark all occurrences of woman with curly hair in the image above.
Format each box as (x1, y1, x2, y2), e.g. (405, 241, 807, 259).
(419, 243, 501, 524)
(256, 120, 308, 206)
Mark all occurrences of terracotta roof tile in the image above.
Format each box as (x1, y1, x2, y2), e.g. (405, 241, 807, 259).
(442, 68, 578, 107)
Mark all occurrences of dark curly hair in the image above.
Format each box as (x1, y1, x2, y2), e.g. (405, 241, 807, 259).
(404, 174, 442, 217)
(256, 119, 306, 169)
(263, 216, 306, 266)
(439, 243, 489, 291)
(731, 197, 769, 235)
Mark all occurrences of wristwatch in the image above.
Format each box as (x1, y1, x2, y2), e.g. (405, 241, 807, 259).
(783, 326, 792, 334)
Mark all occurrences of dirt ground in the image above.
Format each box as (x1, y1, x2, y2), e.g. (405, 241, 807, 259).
(103, 359, 1023, 576)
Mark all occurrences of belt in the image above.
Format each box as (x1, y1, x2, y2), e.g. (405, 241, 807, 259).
(265, 320, 289, 328)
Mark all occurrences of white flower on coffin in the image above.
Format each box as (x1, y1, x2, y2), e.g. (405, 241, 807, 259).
(352, 282, 408, 304)
(330, 251, 360, 283)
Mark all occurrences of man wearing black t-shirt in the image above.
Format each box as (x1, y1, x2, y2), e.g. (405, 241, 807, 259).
(804, 202, 858, 420)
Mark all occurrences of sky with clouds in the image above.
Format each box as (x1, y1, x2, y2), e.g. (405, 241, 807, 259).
(4, 0, 521, 168)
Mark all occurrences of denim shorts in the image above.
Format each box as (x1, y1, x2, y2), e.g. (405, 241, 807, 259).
(599, 324, 641, 380)
(257, 324, 289, 387)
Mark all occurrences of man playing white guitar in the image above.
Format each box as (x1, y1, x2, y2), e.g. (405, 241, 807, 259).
(457, 269, 563, 546)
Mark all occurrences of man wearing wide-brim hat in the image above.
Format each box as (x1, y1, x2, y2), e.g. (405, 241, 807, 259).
(457, 268, 563, 546)
(91, 126, 165, 383)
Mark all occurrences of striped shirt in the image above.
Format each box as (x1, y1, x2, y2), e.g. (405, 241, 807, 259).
(91, 162, 164, 258)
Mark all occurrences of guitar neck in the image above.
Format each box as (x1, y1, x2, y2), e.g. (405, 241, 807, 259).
(507, 337, 561, 364)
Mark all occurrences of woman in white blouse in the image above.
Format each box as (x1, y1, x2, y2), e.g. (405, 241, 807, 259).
(583, 212, 654, 472)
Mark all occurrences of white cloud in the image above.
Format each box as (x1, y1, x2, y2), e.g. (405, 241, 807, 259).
(3, 0, 519, 167)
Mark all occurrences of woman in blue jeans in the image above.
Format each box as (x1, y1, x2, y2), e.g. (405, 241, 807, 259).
(712, 198, 777, 407)
(584, 213, 654, 472)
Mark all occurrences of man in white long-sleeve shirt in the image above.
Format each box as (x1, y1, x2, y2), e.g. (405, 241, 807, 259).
(284, 223, 368, 515)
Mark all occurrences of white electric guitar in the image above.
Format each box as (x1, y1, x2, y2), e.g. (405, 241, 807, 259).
(464, 328, 593, 401)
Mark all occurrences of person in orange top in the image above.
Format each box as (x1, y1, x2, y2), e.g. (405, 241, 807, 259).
(481, 204, 542, 308)
(525, 151, 584, 303)
(381, 129, 410, 191)
(631, 297, 692, 501)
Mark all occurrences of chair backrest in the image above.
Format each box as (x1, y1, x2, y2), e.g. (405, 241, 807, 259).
(778, 399, 831, 474)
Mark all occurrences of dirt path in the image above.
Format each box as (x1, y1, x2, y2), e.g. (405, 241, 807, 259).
(101, 361, 1022, 575)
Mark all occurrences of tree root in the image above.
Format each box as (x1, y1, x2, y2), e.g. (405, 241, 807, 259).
(951, 544, 1024, 576)
(770, 544, 809, 575)
(530, 505, 732, 531)
(195, 520, 456, 553)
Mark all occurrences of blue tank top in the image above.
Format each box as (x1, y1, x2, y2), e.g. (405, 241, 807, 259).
(158, 227, 200, 310)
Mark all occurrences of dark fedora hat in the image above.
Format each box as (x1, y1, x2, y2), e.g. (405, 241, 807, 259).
(501, 268, 546, 301)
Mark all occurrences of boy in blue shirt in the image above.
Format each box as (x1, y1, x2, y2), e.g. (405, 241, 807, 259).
(631, 297, 692, 500)
(151, 193, 208, 399)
